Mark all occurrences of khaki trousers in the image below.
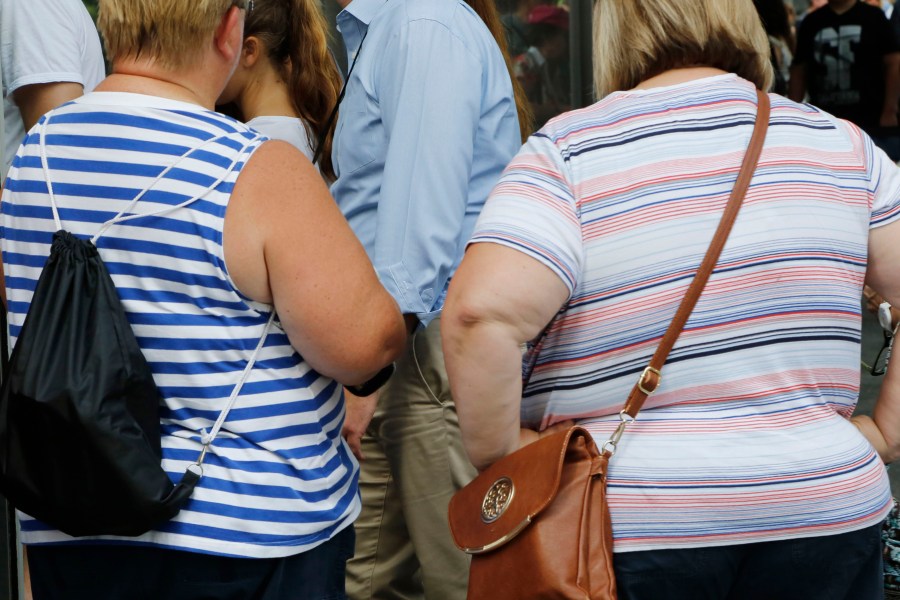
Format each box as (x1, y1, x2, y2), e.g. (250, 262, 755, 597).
(346, 317, 476, 600)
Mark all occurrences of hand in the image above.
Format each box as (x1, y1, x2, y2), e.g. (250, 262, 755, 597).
(852, 414, 897, 464)
(881, 111, 899, 128)
(518, 420, 576, 449)
(342, 387, 380, 461)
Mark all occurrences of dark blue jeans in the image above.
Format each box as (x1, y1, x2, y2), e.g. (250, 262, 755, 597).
(614, 523, 884, 600)
(28, 525, 355, 600)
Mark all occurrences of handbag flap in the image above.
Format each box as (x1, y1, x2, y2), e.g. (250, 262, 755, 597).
(448, 426, 599, 554)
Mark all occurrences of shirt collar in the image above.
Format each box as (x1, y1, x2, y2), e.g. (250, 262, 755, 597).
(339, 0, 389, 27)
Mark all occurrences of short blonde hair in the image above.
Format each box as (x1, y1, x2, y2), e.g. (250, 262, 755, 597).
(98, 0, 235, 69)
(593, 0, 773, 98)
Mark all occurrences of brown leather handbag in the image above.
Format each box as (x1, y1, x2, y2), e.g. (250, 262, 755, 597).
(449, 426, 615, 598)
(447, 89, 771, 600)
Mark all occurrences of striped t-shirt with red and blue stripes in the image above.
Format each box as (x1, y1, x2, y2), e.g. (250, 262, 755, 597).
(471, 74, 899, 552)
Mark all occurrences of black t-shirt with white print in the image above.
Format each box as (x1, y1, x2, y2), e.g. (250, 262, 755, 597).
(795, 1, 900, 130)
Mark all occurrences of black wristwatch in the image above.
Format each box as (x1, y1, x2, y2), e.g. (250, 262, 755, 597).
(345, 363, 396, 397)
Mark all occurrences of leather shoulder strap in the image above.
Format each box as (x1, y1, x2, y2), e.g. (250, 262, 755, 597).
(621, 88, 770, 418)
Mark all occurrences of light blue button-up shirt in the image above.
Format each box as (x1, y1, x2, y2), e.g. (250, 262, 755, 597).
(330, 0, 521, 326)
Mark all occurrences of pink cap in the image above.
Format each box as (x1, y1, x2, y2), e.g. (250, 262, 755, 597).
(527, 5, 569, 29)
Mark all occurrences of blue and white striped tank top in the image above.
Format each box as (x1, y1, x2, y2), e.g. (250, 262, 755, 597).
(1, 92, 360, 558)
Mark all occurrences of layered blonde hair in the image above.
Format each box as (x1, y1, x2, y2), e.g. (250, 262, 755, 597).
(592, 0, 773, 98)
(98, 0, 236, 69)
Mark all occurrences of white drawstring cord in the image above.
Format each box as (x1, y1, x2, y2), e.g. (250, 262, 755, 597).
(39, 110, 274, 472)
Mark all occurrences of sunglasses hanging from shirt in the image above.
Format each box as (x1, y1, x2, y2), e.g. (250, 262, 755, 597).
(312, 28, 369, 165)
(866, 301, 898, 376)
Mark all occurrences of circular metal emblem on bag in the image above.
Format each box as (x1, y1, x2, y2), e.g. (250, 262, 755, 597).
(481, 477, 514, 523)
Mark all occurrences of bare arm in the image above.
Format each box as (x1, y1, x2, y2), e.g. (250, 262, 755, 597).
(880, 53, 900, 127)
(225, 140, 406, 385)
(441, 243, 570, 471)
(854, 219, 900, 463)
(788, 63, 807, 103)
(854, 367, 900, 463)
(11, 82, 84, 131)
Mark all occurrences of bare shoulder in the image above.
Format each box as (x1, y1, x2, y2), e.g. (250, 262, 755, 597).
(224, 139, 335, 304)
(223, 140, 405, 384)
(232, 139, 328, 211)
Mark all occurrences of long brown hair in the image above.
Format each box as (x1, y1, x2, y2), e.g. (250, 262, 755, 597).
(245, 0, 343, 180)
(464, 0, 535, 141)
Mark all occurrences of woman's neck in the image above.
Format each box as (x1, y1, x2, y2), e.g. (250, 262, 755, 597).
(633, 67, 730, 91)
(99, 68, 212, 109)
(238, 65, 299, 121)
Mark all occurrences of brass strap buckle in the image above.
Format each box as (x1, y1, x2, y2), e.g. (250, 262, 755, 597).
(638, 366, 662, 395)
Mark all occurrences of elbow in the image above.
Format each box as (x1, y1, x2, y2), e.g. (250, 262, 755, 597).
(441, 292, 488, 350)
(339, 301, 406, 386)
(374, 309, 407, 368)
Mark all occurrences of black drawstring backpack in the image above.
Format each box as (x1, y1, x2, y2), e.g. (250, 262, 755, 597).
(0, 115, 270, 537)
(0, 230, 199, 537)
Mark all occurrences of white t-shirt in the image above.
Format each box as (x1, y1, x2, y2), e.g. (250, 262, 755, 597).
(246, 115, 316, 164)
(0, 0, 105, 179)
